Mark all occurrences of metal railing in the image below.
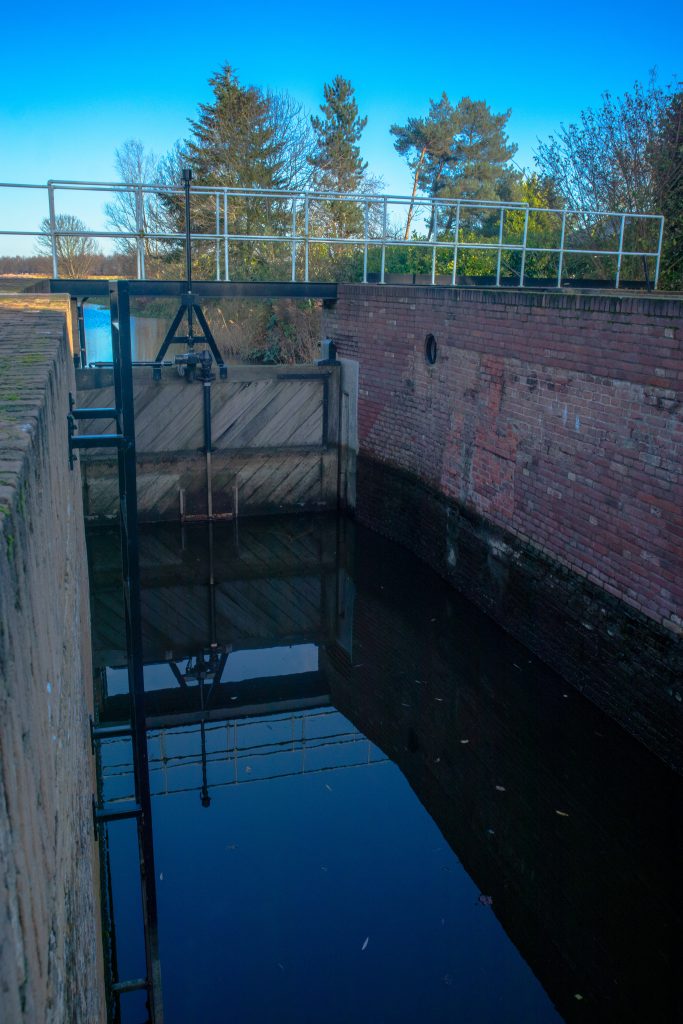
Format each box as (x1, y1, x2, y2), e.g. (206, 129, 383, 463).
(0, 178, 666, 289)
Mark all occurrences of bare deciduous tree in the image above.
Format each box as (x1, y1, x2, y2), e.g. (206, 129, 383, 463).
(35, 213, 100, 277)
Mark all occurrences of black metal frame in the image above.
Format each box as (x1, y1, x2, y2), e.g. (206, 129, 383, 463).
(70, 280, 164, 1022)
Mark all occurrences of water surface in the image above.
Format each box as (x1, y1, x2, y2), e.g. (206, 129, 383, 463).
(88, 515, 682, 1024)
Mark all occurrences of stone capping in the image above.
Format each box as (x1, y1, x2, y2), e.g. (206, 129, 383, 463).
(337, 283, 683, 318)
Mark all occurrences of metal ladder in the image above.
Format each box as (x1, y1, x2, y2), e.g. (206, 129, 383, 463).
(69, 280, 163, 1023)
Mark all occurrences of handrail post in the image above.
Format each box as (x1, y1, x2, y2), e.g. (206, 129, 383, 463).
(557, 210, 567, 287)
(431, 202, 437, 284)
(48, 181, 58, 278)
(380, 197, 387, 284)
(615, 213, 626, 289)
(291, 198, 297, 282)
(519, 207, 529, 287)
(363, 201, 369, 283)
(215, 193, 220, 281)
(304, 195, 309, 283)
(135, 186, 145, 280)
(452, 203, 460, 285)
(654, 216, 664, 290)
(495, 207, 504, 286)
(223, 191, 229, 282)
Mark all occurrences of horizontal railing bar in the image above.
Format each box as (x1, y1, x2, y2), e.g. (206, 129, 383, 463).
(0, 179, 664, 221)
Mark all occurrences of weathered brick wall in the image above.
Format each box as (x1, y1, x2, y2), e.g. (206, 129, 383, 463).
(324, 286, 683, 765)
(325, 286, 683, 633)
(0, 311, 103, 1021)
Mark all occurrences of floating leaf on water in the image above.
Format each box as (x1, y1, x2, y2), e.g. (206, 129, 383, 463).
(278, 963, 285, 972)
(513, 664, 521, 670)
(555, 810, 569, 817)
(244, 766, 252, 774)
(434, 697, 444, 702)
(574, 994, 583, 1001)
(478, 894, 493, 907)
(361, 937, 369, 951)
(159, 872, 163, 881)
(460, 739, 469, 744)
(496, 785, 506, 792)
(230, 695, 239, 701)
(325, 784, 332, 792)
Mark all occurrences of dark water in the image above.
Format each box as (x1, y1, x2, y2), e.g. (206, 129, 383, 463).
(87, 515, 682, 1024)
(84, 303, 169, 363)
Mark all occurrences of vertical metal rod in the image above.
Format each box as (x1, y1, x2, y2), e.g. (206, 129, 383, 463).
(109, 281, 163, 1022)
(291, 199, 297, 282)
(203, 380, 213, 519)
(519, 208, 529, 287)
(215, 194, 220, 281)
(304, 196, 310, 283)
(452, 203, 460, 285)
(380, 198, 387, 284)
(495, 208, 505, 286)
(135, 187, 145, 280)
(183, 171, 194, 340)
(77, 299, 87, 365)
(48, 182, 58, 278)
(615, 213, 626, 289)
(654, 216, 664, 290)
(223, 191, 230, 282)
(431, 202, 437, 284)
(363, 201, 369, 283)
(557, 210, 567, 287)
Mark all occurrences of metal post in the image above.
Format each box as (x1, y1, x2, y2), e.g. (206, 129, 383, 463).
(519, 208, 529, 287)
(47, 182, 58, 278)
(495, 208, 505, 286)
(109, 280, 163, 1022)
(135, 187, 145, 281)
(215, 193, 220, 281)
(304, 195, 310, 283)
(615, 213, 626, 289)
(183, 170, 193, 341)
(380, 198, 387, 284)
(363, 201, 369, 284)
(654, 216, 664, 290)
(431, 202, 437, 284)
(452, 203, 460, 285)
(291, 198, 297, 282)
(223, 191, 230, 282)
(557, 210, 567, 288)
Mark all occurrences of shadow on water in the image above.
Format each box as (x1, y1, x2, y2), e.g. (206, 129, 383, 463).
(87, 514, 682, 1024)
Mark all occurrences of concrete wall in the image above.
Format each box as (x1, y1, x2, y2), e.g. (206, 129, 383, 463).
(325, 286, 683, 766)
(0, 311, 103, 1021)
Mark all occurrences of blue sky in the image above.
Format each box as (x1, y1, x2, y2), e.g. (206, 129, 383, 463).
(1, 0, 680, 254)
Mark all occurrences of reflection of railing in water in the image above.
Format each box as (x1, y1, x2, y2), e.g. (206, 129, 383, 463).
(100, 709, 387, 805)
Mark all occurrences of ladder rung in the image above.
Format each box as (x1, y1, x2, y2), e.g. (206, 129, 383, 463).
(112, 978, 148, 994)
(70, 406, 119, 420)
(71, 434, 127, 449)
(95, 802, 142, 824)
(92, 723, 132, 741)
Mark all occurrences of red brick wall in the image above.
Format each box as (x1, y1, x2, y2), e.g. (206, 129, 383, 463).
(326, 286, 683, 634)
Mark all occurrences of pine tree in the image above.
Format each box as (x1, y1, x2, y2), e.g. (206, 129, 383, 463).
(186, 64, 282, 189)
(309, 77, 368, 238)
(391, 95, 517, 238)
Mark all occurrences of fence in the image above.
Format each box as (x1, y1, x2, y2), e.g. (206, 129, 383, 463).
(0, 178, 665, 288)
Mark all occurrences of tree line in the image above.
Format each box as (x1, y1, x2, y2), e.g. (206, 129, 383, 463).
(35, 64, 681, 288)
